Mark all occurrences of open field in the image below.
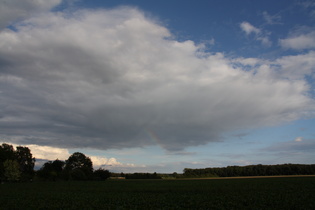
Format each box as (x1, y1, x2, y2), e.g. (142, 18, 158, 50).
(1, 176, 315, 209)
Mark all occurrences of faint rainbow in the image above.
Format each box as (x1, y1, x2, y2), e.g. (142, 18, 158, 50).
(145, 128, 164, 148)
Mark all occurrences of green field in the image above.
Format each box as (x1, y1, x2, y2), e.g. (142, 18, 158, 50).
(1, 176, 315, 209)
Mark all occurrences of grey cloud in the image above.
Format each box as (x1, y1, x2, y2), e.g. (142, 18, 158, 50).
(0, 0, 62, 29)
(265, 139, 315, 153)
(0, 8, 314, 151)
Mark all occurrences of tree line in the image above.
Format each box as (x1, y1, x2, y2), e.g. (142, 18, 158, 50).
(0, 143, 110, 182)
(37, 152, 110, 181)
(183, 164, 315, 178)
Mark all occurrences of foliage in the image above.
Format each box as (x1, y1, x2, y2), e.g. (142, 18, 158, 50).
(0, 143, 16, 180)
(38, 153, 112, 181)
(0, 177, 314, 209)
(70, 168, 87, 180)
(125, 172, 161, 179)
(93, 168, 111, 180)
(183, 164, 315, 178)
(64, 152, 93, 180)
(15, 146, 36, 181)
(37, 159, 65, 181)
(3, 160, 21, 182)
(0, 143, 35, 182)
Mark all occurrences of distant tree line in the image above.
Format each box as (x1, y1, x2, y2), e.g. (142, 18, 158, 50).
(0, 143, 35, 182)
(124, 172, 161, 179)
(183, 164, 315, 178)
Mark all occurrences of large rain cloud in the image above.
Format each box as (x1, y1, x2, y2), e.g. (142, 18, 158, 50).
(0, 7, 314, 151)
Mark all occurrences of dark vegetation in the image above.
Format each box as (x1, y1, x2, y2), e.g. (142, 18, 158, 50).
(125, 172, 161, 179)
(36, 152, 111, 181)
(1, 177, 315, 209)
(183, 164, 315, 178)
(0, 143, 35, 182)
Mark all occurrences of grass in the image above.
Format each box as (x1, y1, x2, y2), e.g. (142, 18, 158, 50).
(1, 176, 315, 209)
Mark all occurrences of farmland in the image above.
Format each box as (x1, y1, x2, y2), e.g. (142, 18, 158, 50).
(1, 176, 315, 209)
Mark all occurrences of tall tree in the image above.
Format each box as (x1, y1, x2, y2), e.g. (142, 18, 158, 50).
(15, 146, 35, 181)
(65, 152, 93, 180)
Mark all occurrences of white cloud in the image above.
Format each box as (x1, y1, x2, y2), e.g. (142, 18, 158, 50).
(240, 21, 260, 35)
(279, 31, 315, 50)
(90, 156, 122, 167)
(0, 8, 314, 152)
(240, 21, 271, 46)
(6, 143, 70, 160)
(274, 51, 315, 79)
(0, 0, 62, 29)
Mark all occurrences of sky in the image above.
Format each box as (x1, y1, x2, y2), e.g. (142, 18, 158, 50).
(0, 0, 315, 173)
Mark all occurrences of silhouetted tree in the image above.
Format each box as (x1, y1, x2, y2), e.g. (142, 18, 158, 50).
(37, 159, 65, 181)
(65, 152, 93, 180)
(93, 168, 111, 180)
(0, 143, 35, 182)
(15, 146, 35, 181)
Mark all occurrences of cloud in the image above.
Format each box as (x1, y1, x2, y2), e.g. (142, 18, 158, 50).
(279, 31, 315, 50)
(265, 139, 315, 153)
(262, 11, 282, 25)
(0, 8, 314, 151)
(240, 21, 260, 35)
(232, 133, 249, 139)
(90, 156, 123, 167)
(240, 21, 271, 46)
(299, 1, 315, 19)
(274, 51, 315, 79)
(0, 0, 62, 29)
(294, 137, 303, 142)
(8, 143, 70, 160)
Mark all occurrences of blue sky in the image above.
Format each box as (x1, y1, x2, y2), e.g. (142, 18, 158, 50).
(0, 0, 314, 173)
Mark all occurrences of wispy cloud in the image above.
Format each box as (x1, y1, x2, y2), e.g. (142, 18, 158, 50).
(240, 21, 271, 46)
(262, 11, 282, 25)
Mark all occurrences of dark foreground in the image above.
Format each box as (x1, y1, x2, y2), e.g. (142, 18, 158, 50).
(1, 176, 314, 209)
